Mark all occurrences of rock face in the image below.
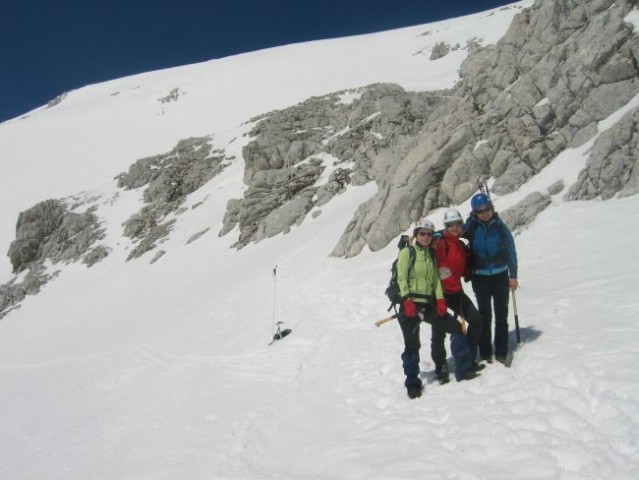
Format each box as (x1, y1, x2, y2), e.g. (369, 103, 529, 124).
(567, 107, 639, 200)
(0, 264, 55, 319)
(220, 83, 451, 248)
(7, 199, 104, 273)
(1, 199, 105, 318)
(221, 0, 638, 256)
(116, 136, 228, 260)
(500, 192, 553, 234)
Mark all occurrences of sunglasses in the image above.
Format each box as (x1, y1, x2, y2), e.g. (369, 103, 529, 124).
(475, 207, 492, 215)
(446, 222, 463, 229)
(417, 231, 433, 237)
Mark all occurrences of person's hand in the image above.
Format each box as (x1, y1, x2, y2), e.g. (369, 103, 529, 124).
(436, 298, 447, 316)
(509, 278, 519, 291)
(403, 298, 417, 318)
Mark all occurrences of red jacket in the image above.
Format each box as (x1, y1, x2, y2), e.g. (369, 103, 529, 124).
(435, 231, 470, 294)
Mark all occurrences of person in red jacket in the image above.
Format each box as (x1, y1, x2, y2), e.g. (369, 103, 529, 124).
(434, 208, 484, 370)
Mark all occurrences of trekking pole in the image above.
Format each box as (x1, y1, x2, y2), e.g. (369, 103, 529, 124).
(375, 314, 398, 327)
(271, 265, 278, 338)
(512, 289, 521, 344)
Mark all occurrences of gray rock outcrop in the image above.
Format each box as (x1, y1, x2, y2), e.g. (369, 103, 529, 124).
(220, 83, 450, 248)
(0, 264, 58, 319)
(566, 106, 639, 200)
(500, 192, 553, 234)
(1, 199, 106, 318)
(430, 42, 451, 60)
(116, 136, 228, 260)
(217, 0, 639, 256)
(7, 199, 105, 273)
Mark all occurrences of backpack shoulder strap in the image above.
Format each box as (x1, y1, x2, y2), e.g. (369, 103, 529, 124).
(467, 219, 478, 245)
(407, 245, 416, 278)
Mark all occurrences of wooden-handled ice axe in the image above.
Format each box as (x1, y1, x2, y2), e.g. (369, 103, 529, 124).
(374, 314, 398, 327)
(460, 315, 468, 335)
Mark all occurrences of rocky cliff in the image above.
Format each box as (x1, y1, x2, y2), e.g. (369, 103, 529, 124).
(228, 0, 638, 257)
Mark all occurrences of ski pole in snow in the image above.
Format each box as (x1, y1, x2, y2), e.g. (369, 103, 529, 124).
(512, 289, 521, 344)
(375, 314, 398, 327)
(271, 265, 278, 338)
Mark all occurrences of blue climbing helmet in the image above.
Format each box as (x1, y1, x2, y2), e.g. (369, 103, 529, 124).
(471, 193, 491, 212)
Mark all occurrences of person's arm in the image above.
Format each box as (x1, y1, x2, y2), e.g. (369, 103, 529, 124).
(432, 257, 444, 301)
(435, 238, 461, 293)
(435, 239, 452, 280)
(397, 247, 411, 299)
(503, 225, 519, 289)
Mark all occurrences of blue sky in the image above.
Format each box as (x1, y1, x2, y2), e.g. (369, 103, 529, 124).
(1, 0, 516, 122)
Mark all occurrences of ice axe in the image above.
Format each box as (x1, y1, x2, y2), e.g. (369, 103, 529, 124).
(460, 314, 468, 335)
(512, 289, 521, 344)
(374, 314, 398, 327)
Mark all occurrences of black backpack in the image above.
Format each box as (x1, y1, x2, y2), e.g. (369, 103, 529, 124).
(385, 235, 416, 311)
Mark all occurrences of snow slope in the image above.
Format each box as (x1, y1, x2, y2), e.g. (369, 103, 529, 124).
(2, 1, 639, 478)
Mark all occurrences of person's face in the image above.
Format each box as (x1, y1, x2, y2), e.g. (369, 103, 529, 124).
(415, 229, 433, 247)
(445, 221, 463, 237)
(475, 205, 493, 222)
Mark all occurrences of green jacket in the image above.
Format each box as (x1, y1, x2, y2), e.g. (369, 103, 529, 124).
(397, 244, 444, 304)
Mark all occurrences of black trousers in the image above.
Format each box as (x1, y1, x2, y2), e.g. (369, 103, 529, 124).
(444, 291, 482, 363)
(472, 270, 510, 359)
(398, 303, 463, 377)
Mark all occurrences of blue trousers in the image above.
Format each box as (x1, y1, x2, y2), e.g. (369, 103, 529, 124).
(398, 303, 474, 386)
(444, 291, 482, 363)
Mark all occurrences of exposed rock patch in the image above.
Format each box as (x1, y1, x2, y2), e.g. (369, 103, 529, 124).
(220, 83, 450, 248)
(116, 136, 228, 260)
(7, 199, 105, 273)
(566, 106, 639, 200)
(1, 198, 106, 318)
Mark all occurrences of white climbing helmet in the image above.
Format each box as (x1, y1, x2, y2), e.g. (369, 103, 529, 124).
(413, 218, 435, 232)
(443, 208, 463, 225)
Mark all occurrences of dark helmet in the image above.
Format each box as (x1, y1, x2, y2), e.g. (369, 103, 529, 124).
(471, 193, 491, 212)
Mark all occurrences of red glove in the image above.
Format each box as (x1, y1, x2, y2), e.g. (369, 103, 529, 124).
(403, 298, 417, 318)
(436, 298, 447, 316)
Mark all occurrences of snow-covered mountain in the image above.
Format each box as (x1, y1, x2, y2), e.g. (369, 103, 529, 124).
(1, 1, 639, 478)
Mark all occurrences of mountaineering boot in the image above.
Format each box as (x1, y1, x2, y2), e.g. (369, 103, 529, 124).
(458, 370, 481, 381)
(401, 351, 423, 398)
(481, 355, 494, 364)
(450, 332, 476, 381)
(436, 363, 450, 384)
(407, 386, 423, 399)
(495, 355, 507, 365)
(472, 362, 486, 372)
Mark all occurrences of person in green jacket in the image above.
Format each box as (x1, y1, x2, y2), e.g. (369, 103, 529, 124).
(397, 219, 479, 399)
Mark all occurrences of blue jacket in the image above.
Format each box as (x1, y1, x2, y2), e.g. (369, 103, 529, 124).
(464, 213, 518, 279)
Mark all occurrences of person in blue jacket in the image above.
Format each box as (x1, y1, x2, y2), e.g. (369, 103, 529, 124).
(465, 193, 518, 364)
